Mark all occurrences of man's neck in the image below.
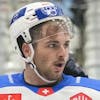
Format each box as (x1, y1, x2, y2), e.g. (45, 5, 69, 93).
(23, 66, 62, 87)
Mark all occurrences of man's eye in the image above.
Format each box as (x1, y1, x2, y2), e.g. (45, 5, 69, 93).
(48, 44, 58, 48)
(64, 43, 69, 48)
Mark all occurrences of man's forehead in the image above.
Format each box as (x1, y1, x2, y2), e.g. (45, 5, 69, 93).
(47, 32, 69, 39)
(41, 20, 70, 37)
(47, 32, 70, 41)
(34, 31, 70, 44)
(31, 20, 72, 44)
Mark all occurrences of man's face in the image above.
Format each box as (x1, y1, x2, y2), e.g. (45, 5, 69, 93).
(33, 21, 71, 81)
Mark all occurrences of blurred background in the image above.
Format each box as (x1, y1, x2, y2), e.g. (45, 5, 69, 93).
(0, 0, 100, 79)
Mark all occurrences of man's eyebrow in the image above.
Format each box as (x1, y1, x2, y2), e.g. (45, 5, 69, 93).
(65, 40, 70, 44)
(46, 40, 70, 44)
(46, 40, 59, 44)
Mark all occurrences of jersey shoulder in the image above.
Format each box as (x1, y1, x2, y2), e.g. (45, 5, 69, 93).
(77, 76, 100, 91)
(62, 74, 100, 91)
(0, 73, 23, 88)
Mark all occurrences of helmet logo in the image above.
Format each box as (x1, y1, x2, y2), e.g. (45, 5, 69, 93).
(36, 6, 63, 20)
(41, 6, 57, 16)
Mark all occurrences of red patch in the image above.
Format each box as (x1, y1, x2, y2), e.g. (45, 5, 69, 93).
(70, 92, 92, 100)
(37, 87, 54, 96)
(0, 94, 21, 100)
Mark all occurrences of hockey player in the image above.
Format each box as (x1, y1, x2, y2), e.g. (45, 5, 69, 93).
(0, 1, 100, 100)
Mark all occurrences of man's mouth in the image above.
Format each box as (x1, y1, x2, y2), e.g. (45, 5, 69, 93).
(55, 63, 64, 67)
(53, 63, 65, 73)
(54, 62, 65, 68)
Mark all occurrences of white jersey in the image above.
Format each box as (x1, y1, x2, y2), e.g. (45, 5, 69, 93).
(0, 73, 100, 100)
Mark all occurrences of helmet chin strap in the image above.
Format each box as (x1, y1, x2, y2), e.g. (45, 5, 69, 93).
(23, 44, 57, 83)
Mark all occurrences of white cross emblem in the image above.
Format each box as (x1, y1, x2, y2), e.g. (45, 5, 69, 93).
(42, 89, 49, 95)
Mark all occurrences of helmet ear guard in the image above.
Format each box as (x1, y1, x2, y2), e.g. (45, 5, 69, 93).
(16, 30, 34, 62)
(21, 30, 32, 43)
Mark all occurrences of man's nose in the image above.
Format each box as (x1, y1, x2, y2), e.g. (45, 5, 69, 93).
(57, 46, 67, 58)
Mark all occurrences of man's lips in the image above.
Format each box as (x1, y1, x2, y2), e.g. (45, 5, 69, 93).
(51, 61, 65, 72)
(54, 61, 65, 67)
(54, 63, 65, 67)
(53, 62, 65, 72)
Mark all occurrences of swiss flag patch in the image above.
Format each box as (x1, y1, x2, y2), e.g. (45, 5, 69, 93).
(0, 93, 21, 100)
(37, 87, 54, 96)
(70, 92, 92, 100)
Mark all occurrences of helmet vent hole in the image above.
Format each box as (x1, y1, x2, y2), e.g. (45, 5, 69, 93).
(15, 46, 17, 50)
(23, 32, 27, 38)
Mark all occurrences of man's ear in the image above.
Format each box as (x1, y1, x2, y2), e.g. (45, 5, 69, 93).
(22, 43, 31, 58)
